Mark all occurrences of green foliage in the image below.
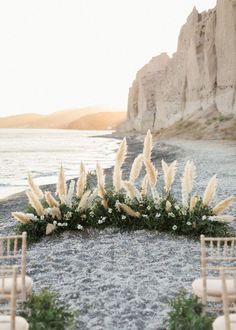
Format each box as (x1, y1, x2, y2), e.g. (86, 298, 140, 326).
(15, 189, 234, 243)
(20, 288, 75, 330)
(165, 290, 213, 330)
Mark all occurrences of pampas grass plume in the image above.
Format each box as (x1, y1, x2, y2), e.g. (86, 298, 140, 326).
(76, 171, 87, 198)
(129, 154, 143, 183)
(96, 162, 105, 189)
(203, 174, 217, 205)
(144, 158, 157, 187)
(78, 190, 91, 211)
(12, 212, 30, 224)
(113, 165, 122, 192)
(165, 200, 172, 212)
(212, 196, 235, 215)
(45, 191, 59, 208)
(189, 195, 198, 211)
(28, 173, 44, 199)
(141, 174, 149, 197)
(118, 203, 140, 218)
(57, 165, 67, 198)
(123, 181, 141, 200)
(181, 161, 196, 206)
(46, 223, 56, 235)
(26, 190, 44, 216)
(162, 160, 177, 192)
(116, 137, 127, 166)
(143, 130, 153, 160)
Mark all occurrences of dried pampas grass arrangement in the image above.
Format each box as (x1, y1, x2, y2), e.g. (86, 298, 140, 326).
(13, 130, 236, 242)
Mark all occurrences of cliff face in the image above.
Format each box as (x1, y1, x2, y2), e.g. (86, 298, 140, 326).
(126, 0, 236, 133)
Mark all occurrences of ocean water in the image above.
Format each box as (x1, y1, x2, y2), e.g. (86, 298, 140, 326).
(0, 129, 120, 200)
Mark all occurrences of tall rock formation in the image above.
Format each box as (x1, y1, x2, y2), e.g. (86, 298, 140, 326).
(126, 0, 236, 133)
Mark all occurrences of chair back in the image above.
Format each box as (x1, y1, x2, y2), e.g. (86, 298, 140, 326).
(0, 233, 27, 299)
(200, 235, 236, 307)
(0, 266, 17, 330)
(221, 269, 236, 330)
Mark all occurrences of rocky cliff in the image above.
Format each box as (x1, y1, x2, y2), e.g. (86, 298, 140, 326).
(126, 0, 236, 133)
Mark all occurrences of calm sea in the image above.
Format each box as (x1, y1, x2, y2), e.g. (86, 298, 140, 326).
(0, 129, 120, 200)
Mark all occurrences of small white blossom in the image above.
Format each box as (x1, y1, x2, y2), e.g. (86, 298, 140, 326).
(102, 216, 107, 221)
(172, 225, 177, 231)
(155, 213, 161, 218)
(121, 215, 126, 220)
(186, 222, 191, 226)
(40, 215, 45, 220)
(202, 215, 207, 220)
(147, 206, 151, 211)
(182, 210, 187, 216)
(53, 220, 57, 225)
(89, 212, 94, 217)
(58, 222, 62, 226)
(142, 214, 148, 219)
(208, 216, 215, 221)
(108, 208, 113, 214)
(26, 213, 38, 221)
(77, 224, 84, 230)
(175, 205, 180, 210)
(168, 212, 175, 218)
(81, 214, 87, 219)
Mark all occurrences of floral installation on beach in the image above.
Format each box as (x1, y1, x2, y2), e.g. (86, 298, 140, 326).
(12, 131, 235, 242)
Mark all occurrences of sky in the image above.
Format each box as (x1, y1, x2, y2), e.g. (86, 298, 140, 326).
(0, 0, 216, 117)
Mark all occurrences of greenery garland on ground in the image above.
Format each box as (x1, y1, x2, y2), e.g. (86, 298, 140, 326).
(20, 288, 75, 330)
(165, 290, 213, 330)
(12, 131, 235, 243)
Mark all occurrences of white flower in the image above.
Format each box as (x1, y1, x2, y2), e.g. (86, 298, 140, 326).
(155, 213, 161, 218)
(102, 216, 107, 221)
(62, 222, 68, 227)
(168, 212, 175, 218)
(89, 211, 94, 217)
(186, 222, 191, 226)
(53, 220, 57, 225)
(147, 206, 151, 211)
(40, 215, 45, 220)
(115, 200, 121, 211)
(81, 214, 87, 219)
(172, 225, 177, 231)
(26, 213, 38, 221)
(142, 214, 148, 218)
(121, 215, 126, 220)
(77, 224, 84, 230)
(181, 210, 187, 216)
(58, 222, 62, 226)
(208, 216, 215, 221)
(175, 205, 180, 210)
(108, 208, 113, 214)
(65, 211, 72, 220)
(202, 215, 207, 220)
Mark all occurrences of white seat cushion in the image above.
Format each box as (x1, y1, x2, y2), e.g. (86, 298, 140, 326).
(213, 314, 236, 330)
(0, 315, 29, 330)
(0, 276, 33, 295)
(192, 278, 236, 299)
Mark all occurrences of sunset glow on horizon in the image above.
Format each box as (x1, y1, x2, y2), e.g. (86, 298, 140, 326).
(0, 0, 216, 117)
